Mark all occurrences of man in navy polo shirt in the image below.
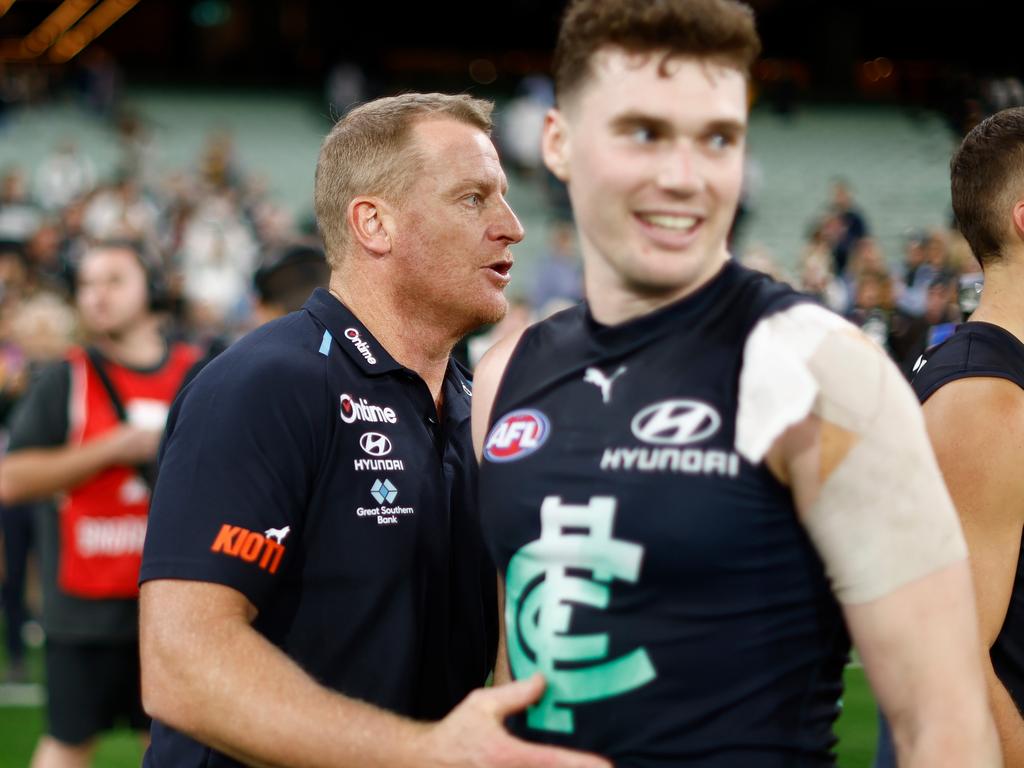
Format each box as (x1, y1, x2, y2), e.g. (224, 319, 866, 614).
(138, 94, 608, 768)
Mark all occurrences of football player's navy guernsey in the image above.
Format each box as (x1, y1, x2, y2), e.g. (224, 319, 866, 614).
(913, 320, 1024, 710)
(140, 287, 497, 767)
(480, 261, 850, 767)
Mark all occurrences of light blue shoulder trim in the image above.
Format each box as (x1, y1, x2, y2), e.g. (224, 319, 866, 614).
(318, 330, 333, 356)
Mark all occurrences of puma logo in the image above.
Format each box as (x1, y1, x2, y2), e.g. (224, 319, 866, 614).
(583, 365, 627, 404)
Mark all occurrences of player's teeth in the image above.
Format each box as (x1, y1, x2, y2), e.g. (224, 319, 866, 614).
(641, 214, 697, 230)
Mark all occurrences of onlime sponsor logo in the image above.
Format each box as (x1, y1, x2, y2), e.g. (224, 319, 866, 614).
(343, 327, 377, 364)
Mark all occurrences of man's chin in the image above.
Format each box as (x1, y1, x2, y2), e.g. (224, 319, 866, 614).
(459, 295, 509, 335)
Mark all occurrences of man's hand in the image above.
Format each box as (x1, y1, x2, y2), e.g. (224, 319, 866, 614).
(418, 674, 612, 768)
(106, 424, 162, 465)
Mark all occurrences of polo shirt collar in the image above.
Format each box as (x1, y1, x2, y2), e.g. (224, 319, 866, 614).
(303, 288, 403, 375)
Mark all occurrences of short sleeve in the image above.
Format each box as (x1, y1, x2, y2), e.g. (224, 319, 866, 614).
(7, 361, 71, 451)
(139, 340, 328, 608)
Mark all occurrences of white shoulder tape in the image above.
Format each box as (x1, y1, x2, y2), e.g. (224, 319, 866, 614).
(736, 303, 850, 463)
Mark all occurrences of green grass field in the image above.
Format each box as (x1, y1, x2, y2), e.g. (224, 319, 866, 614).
(0, 638, 878, 767)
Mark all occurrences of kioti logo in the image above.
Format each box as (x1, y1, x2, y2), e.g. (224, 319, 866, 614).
(484, 409, 550, 462)
(210, 524, 286, 574)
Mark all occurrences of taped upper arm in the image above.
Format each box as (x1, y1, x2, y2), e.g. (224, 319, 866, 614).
(737, 304, 967, 604)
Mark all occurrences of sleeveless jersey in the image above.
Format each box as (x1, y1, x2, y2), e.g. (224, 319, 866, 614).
(60, 343, 199, 599)
(480, 262, 850, 767)
(912, 321, 1024, 709)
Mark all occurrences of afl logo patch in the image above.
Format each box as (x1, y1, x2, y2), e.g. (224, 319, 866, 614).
(484, 409, 550, 462)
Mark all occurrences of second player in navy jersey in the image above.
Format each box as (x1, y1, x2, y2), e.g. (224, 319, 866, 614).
(876, 108, 1024, 768)
(472, 1, 999, 766)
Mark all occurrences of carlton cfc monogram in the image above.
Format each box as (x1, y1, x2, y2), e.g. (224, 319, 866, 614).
(505, 495, 657, 733)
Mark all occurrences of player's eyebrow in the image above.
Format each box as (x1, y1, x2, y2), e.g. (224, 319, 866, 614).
(609, 112, 674, 136)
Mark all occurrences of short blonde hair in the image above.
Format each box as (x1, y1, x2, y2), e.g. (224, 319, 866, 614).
(314, 93, 494, 268)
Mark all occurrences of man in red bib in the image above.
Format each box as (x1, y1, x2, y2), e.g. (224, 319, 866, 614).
(0, 240, 198, 768)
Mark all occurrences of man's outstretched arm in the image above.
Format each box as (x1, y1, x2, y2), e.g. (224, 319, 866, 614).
(140, 579, 610, 768)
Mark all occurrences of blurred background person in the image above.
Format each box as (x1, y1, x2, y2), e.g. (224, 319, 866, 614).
(0, 241, 198, 768)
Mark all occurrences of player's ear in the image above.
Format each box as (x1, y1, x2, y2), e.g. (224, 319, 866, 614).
(347, 196, 392, 256)
(1012, 198, 1024, 244)
(542, 108, 570, 182)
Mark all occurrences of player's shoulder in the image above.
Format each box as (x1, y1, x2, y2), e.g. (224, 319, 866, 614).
(738, 301, 902, 462)
(914, 321, 1024, 404)
(185, 311, 331, 405)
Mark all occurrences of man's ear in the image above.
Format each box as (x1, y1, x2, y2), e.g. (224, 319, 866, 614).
(347, 197, 392, 256)
(1013, 198, 1024, 244)
(542, 108, 571, 182)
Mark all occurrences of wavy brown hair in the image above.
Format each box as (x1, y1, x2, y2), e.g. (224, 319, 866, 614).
(553, 0, 761, 105)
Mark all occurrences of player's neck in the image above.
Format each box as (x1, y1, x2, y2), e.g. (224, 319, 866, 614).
(328, 276, 452, 408)
(969, 257, 1024, 345)
(583, 250, 729, 326)
(90, 315, 166, 369)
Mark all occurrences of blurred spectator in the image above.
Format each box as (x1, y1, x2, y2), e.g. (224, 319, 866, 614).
(846, 269, 895, 351)
(24, 219, 73, 296)
(499, 76, 553, 177)
(177, 191, 259, 335)
(530, 220, 583, 313)
(179, 241, 331, 390)
(34, 142, 97, 213)
(890, 272, 962, 379)
(828, 178, 869, 276)
(0, 292, 77, 683)
(0, 241, 199, 767)
(0, 168, 43, 243)
(114, 112, 158, 186)
(894, 229, 932, 316)
(198, 130, 243, 192)
(83, 175, 160, 242)
(799, 250, 848, 313)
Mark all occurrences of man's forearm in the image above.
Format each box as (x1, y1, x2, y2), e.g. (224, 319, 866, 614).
(0, 440, 120, 503)
(141, 582, 429, 768)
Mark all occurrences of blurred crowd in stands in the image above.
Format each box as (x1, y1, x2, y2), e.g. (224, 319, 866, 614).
(739, 177, 981, 381)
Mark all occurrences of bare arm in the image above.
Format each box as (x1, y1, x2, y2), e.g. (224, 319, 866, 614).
(0, 425, 160, 504)
(141, 580, 610, 768)
(473, 329, 528, 689)
(924, 377, 1024, 766)
(494, 575, 511, 685)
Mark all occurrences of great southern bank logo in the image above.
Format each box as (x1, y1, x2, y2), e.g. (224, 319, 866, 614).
(484, 409, 550, 462)
(370, 479, 398, 504)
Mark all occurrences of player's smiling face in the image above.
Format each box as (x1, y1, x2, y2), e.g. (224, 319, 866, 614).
(544, 48, 748, 311)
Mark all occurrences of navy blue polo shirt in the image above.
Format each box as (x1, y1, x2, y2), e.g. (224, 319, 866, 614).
(140, 288, 497, 767)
